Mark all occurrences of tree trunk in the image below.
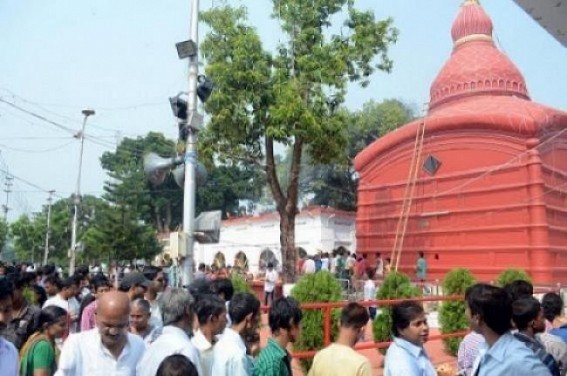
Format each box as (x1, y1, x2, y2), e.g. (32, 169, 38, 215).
(154, 206, 163, 233)
(165, 204, 172, 231)
(279, 210, 297, 283)
(265, 133, 303, 283)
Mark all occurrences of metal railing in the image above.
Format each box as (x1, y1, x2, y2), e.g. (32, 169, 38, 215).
(285, 294, 465, 359)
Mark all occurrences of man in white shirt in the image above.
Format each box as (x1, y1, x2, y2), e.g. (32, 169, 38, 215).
(43, 276, 80, 334)
(320, 252, 330, 271)
(212, 292, 261, 376)
(363, 270, 377, 320)
(346, 252, 356, 278)
(375, 252, 384, 278)
(137, 288, 202, 376)
(302, 256, 316, 275)
(55, 291, 145, 375)
(191, 294, 227, 376)
(263, 263, 278, 306)
(0, 278, 18, 376)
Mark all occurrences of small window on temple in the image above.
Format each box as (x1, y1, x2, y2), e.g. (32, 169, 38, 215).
(423, 155, 441, 176)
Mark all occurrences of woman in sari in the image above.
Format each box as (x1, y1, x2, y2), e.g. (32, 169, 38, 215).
(19, 305, 67, 376)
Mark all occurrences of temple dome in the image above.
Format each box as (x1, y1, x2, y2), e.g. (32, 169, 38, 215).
(429, 0, 529, 110)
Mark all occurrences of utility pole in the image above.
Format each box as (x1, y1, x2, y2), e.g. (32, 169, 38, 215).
(43, 190, 55, 265)
(180, 0, 200, 287)
(70, 109, 95, 275)
(2, 175, 13, 220)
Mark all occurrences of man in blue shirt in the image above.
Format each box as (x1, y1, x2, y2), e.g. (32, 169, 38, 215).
(542, 293, 567, 343)
(466, 283, 551, 376)
(384, 300, 436, 376)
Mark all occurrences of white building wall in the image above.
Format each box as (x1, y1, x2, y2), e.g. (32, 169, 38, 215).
(186, 208, 356, 276)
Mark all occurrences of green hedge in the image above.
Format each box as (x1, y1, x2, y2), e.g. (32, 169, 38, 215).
(291, 271, 342, 373)
(495, 268, 531, 286)
(373, 271, 421, 354)
(438, 268, 476, 355)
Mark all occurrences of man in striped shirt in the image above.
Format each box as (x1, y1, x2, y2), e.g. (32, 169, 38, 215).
(457, 331, 484, 376)
(254, 297, 303, 376)
(512, 297, 561, 376)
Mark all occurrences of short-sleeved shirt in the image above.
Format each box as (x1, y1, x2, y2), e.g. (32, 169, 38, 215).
(471, 332, 552, 376)
(384, 337, 436, 376)
(55, 329, 145, 376)
(264, 270, 278, 293)
(307, 343, 371, 376)
(20, 339, 56, 376)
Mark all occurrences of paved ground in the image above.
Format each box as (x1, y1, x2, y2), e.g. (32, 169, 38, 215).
(258, 311, 457, 376)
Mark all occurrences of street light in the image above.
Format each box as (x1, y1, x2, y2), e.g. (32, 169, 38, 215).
(69, 108, 95, 275)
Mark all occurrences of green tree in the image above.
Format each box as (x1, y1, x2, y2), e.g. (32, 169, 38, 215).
(304, 99, 415, 210)
(82, 204, 162, 265)
(439, 268, 476, 355)
(10, 214, 43, 262)
(197, 164, 266, 218)
(101, 132, 182, 233)
(200, 1, 398, 281)
(9, 195, 110, 265)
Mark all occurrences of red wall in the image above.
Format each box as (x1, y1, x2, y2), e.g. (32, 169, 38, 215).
(357, 127, 567, 285)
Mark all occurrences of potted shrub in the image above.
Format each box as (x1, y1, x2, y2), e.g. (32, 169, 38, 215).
(291, 271, 342, 372)
(231, 273, 254, 294)
(495, 268, 531, 286)
(373, 271, 421, 354)
(438, 268, 475, 355)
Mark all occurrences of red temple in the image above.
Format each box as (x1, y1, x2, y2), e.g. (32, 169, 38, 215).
(354, 0, 567, 285)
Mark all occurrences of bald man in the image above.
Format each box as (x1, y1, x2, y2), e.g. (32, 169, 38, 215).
(55, 291, 146, 376)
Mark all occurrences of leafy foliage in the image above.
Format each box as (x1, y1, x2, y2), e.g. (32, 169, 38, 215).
(438, 268, 476, 355)
(495, 268, 531, 286)
(197, 165, 265, 219)
(101, 132, 181, 233)
(82, 204, 162, 265)
(200, 1, 398, 282)
(303, 99, 415, 210)
(291, 271, 342, 372)
(9, 195, 107, 265)
(230, 274, 254, 295)
(373, 271, 421, 354)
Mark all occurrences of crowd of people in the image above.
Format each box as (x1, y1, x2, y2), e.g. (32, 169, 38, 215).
(0, 259, 565, 376)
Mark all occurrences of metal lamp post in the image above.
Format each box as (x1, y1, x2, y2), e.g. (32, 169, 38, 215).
(180, 0, 200, 287)
(69, 108, 95, 275)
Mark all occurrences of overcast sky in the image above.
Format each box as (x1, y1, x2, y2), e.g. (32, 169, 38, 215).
(0, 0, 565, 221)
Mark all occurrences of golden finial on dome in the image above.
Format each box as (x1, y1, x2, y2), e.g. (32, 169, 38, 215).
(463, 0, 480, 5)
